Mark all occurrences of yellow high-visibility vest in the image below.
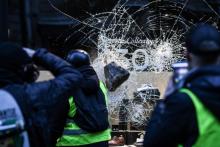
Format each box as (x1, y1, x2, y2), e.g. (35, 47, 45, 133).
(56, 81, 111, 146)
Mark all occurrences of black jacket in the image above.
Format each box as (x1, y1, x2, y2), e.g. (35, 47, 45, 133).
(77, 65, 99, 94)
(1, 49, 82, 147)
(69, 65, 109, 132)
(144, 65, 220, 147)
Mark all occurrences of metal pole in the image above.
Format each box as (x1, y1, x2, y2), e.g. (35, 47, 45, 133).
(0, 0, 8, 43)
(19, 0, 32, 46)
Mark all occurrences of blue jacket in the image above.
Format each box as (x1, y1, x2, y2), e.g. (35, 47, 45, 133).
(2, 49, 82, 147)
(144, 65, 220, 147)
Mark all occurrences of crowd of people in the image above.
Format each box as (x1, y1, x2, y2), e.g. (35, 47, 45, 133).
(1, 23, 220, 147)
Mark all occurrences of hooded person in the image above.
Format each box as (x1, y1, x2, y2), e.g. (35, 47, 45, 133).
(56, 50, 111, 147)
(0, 43, 38, 86)
(0, 42, 82, 147)
(144, 24, 220, 147)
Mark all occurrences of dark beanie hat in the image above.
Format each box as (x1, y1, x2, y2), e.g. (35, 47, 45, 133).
(185, 24, 220, 55)
(0, 42, 32, 71)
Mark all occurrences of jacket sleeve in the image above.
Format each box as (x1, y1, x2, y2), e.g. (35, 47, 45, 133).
(24, 49, 83, 145)
(143, 92, 198, 147)
(30, 48, 83, 93)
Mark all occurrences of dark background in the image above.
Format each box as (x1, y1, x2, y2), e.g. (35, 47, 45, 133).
(1, 0, 220, 57)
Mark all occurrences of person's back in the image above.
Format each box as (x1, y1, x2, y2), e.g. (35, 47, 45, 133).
(0, 43, 82, 147)
(57, 50, 111, 147)
(144, 24, 220, 147)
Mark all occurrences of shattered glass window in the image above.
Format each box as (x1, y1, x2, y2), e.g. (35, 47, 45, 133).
(48, 0, 220, 128)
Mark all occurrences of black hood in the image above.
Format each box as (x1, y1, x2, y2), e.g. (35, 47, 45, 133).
(77, 65, 99, 94)
(0, 68, 24, 88)
(183, 65, 220, 120)
(0, 42, 31, 87)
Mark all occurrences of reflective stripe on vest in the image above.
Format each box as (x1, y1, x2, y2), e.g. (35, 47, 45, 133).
(179, 88, 220, 147)
(56, 81, 111, 146)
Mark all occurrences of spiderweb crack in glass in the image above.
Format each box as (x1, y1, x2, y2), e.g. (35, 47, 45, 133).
(49, 0, 220, 128)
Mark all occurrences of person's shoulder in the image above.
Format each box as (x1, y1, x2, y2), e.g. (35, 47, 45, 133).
(3, 84, 25, 94)
(164, 89, 194, 110)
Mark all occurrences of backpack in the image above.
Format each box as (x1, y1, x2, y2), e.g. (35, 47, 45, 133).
(0, 90, 30, 147)
(71, 82, 109, 132)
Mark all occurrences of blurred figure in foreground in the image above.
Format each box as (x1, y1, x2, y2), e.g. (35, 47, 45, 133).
(0, 42, 82, 147)
(56, 50, 111, 147)
(144, 24, 220, 147)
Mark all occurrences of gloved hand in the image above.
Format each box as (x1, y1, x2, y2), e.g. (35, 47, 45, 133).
(23, 47, 36, 58)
